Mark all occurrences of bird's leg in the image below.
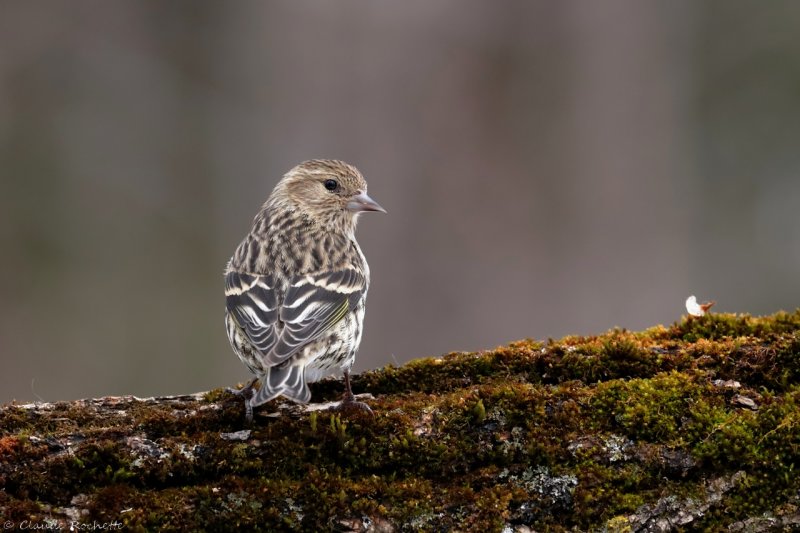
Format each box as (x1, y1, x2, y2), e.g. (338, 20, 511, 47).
(226, 377, 258, 423)
(336, 369, 373, 416)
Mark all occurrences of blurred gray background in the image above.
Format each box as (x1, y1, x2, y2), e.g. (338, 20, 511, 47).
(2, 1, 799, 403)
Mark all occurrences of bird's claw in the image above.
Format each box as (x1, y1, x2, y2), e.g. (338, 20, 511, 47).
(226, 379, 258, 423)
(335, 393, 374, 417)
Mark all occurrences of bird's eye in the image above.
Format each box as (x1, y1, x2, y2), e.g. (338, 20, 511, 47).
(324, 179, 339, 191)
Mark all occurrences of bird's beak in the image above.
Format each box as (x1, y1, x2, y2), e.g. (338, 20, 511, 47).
(347, 191, 387, 214)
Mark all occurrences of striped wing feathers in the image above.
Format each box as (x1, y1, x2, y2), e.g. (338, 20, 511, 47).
(225, 269, 365, 366)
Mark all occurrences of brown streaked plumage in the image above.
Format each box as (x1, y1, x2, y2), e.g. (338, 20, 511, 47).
(224, 160, 385, 421)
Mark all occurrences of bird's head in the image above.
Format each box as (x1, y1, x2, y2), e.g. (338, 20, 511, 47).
(272, 159, 386, 232)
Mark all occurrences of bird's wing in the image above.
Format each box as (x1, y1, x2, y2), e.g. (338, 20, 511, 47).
(225, 268, 365, 367)
(225, 272, 280, 355)
(270, 268, 366, 364)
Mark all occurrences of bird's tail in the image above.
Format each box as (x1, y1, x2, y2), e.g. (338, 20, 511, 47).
(251, 361, 311, 406)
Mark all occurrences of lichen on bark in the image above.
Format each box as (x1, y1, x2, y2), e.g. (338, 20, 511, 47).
(1, 311, 799, 531)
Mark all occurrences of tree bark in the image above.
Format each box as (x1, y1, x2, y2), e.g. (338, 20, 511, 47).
(2, 311, 799, 532)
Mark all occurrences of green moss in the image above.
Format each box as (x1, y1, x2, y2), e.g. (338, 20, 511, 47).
(473, 399, 487, 423)
(592, 371, 707, 442)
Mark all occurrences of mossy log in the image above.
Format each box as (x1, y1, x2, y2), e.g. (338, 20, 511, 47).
(2, 312, 800, 532)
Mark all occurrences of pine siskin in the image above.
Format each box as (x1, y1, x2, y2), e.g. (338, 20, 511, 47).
(224, 160, 385, 421)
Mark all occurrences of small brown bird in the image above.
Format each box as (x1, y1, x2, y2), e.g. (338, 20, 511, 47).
(224, 160, 385, 421)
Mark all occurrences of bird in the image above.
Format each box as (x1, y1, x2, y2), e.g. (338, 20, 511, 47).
(224, 159, 385, 421)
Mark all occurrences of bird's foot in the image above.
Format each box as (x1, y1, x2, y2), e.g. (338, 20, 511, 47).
(335, 368, 373, 416)
(226, 378, 258, 423)
(335, 392, 374, 417)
